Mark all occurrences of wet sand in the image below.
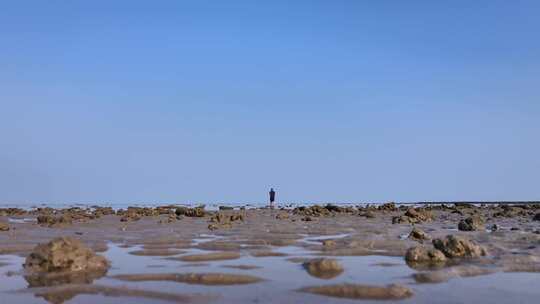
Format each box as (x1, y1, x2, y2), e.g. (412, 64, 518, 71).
(1, 204, 540, 303)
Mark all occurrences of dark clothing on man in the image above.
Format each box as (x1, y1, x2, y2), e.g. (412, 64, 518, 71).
(269, 188, 276, 203)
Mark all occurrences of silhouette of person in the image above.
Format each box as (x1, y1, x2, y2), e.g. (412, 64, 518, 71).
(269, 188, 276, 208)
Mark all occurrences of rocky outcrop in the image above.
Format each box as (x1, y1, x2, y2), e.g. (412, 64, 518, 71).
(207, 211, 244, 230)
(24, 237, 110, 273)
(175, 206, 206, 217)
(405, 246, 446, 264)
(293, 205, 331, 217)
(37, 214, 73, 227)
(408, 228, 430, 242)
(458, 216, 485, 231)
(392, 208, 433, 224)
(432, 235, 487, 258)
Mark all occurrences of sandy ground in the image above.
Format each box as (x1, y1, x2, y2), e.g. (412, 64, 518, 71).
(0, 204, 539, 303)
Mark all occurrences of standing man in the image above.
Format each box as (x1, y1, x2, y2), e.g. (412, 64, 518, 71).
(269, 188, 276, 209)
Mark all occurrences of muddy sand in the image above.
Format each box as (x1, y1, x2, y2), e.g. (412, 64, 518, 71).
(1, 203, 540, 303)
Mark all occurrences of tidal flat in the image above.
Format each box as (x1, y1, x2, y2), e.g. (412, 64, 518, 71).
(1, 203, 539, 303)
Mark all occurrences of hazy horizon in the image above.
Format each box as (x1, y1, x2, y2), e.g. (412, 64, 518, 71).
(1, 1, 539, 204)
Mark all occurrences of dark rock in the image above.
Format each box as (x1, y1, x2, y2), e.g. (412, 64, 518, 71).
(378, 202, 398, 212)
(458, 216, 485, 231)
(37, 214, 73, 227)
(408, 228, 430, 242)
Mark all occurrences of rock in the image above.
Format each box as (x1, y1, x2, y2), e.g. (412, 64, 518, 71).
(493, 206, 528, 218)
(0, 222, 9, 231)
(0, 208, 27, 217)
(293, 205, 331, 217)
(176, 206, 206, 217)
(490, 224, 499, 231)
(405, 246, 446, 264)
(158, 213, 180, 224)
(276, 212, 289, 220)
(120, 213, 140, 222)
(322, 240, 337, 248)
(24, 237, 109, 273)
(303, 258, 344, 279)
(458, 216, 485, 231)
(378, 202, 398, 212)
(392, 215, 411, 224)
(208, 211, 243, 230)
(533, 213, 540, 221)
(404, 208, 433, 223)
(301, 216, 313, 222)
(408, 228, 430, 242)
(432, 235, 487, 258)
(359, 211, 376, 218)
(299, 283, 413, 300)
(37, 214, 73, 227)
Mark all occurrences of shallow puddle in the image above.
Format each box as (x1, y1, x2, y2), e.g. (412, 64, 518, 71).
(1, 235, 539, 303)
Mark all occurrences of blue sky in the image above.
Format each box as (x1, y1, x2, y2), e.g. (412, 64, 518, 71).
(1, 1, 539, 204)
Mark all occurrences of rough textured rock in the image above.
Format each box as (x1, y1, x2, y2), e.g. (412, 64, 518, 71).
(392, 215, 411, 224)
(37, 214, 73, 227)
(432, 235, 487, 258)
(322, 239, 337, 248)
(24, 237, 110, 273)
(207, 211, 244, 230)
(0, 222, 9, 231)
(378, 202, 398, 212)
(404, 208, 433, 223)
(303, 258, 344, 279)
(405, 246, 446, 264)
(276, 212, 289, 220)
(293, 205, 331, 217)
(175, 206, 206, 217)
(359, 211, 376, 218)
(458, 216, 485, 231)
(408, 228, 430, 242)
(299, 283, 413, 300)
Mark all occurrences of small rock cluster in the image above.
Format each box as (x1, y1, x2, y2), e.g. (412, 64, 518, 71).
(405, 235, 487, 265)
(458, 215, 485, 231)
(392, 208, 433, 224)
(208, 211, 245, 230)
